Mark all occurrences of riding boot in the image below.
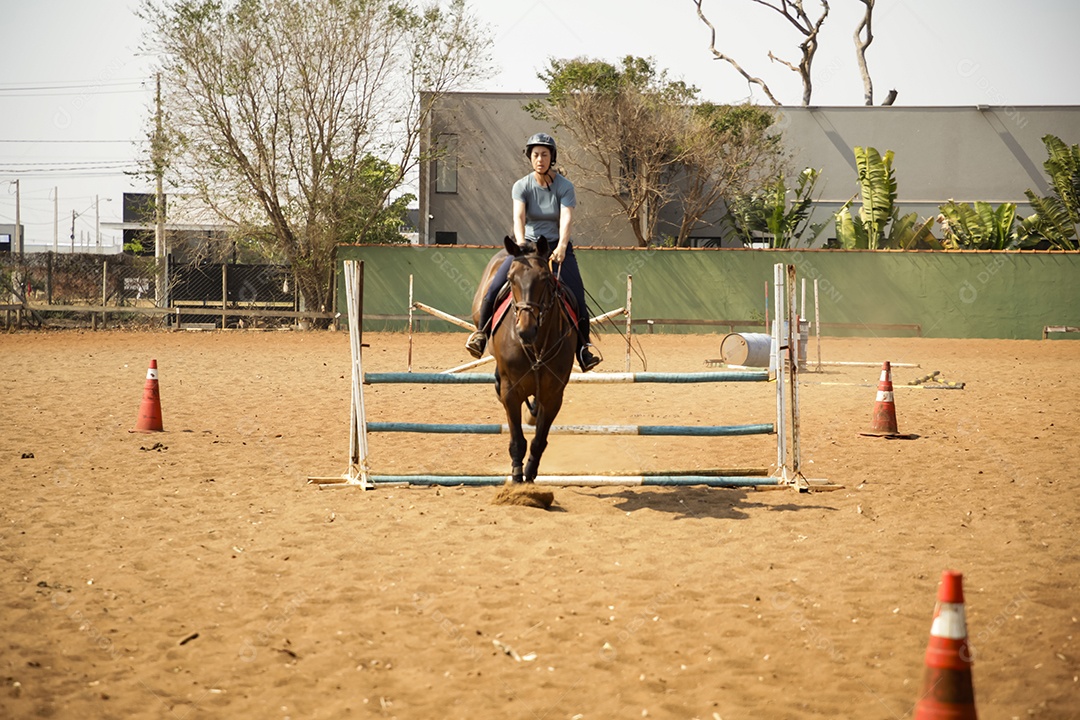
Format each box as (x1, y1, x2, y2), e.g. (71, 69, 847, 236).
(576, 316, 600, 372)
(465, 294, 496, 359)
(465, 329, 486, 359)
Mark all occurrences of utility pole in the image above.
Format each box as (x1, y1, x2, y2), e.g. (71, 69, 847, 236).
(95, 194, 101, 253)
(53, 186, 58, 254)
(70, 209, 76, 253)
(153, 72, 167, 307)
(13, 178, 21, 260)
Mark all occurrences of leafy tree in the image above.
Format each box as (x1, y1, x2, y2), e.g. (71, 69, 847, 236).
(1019, 134, 1079, 250)
(527, 56, 783, 247)
(140, 0, 489, 316)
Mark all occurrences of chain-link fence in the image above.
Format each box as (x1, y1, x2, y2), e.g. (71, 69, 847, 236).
(1, 252, 304, 330)
(172, 261, 296, 328)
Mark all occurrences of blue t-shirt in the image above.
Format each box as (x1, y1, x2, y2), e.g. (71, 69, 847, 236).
(511, 173, 576, 243)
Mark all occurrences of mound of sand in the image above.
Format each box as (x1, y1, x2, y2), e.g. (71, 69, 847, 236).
(492, 483, 555, 509)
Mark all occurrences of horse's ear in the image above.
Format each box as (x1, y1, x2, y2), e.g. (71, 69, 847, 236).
(504, 235, 522, 256)
(535, 236, 551, 258)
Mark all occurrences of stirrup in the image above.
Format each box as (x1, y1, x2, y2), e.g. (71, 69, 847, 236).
(465, 330, 487, 359)
(578, 344, 601, 372)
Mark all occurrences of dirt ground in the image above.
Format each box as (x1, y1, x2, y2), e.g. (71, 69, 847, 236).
(1, 328, 1077, 719)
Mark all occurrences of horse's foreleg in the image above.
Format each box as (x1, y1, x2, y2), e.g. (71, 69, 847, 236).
(524, 395, 563, 483)
(504, 398, 527, 483)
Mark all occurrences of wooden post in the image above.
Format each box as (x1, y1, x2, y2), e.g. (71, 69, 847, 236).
(786, 264, 801, 478)
(347, 260, 369, 486)
(764, 281, 770, 335)
(624, 274, 633, 372)
(407, 274, 414, 372)
(101, 259, 108, 329)
(814, 279, 822, 372)
(221, 263, 227, 330)
(772, 265, 786, 474)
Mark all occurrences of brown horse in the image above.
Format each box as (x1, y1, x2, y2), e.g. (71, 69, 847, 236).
(472, 236, 576, 483)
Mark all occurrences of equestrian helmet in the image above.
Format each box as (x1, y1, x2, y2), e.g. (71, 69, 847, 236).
(524, 132, 557, 164)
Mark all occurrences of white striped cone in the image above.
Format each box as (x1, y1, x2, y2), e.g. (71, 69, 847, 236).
(131, 359, 164, 433)
(914, 570, 977, 719)
(861, 361, 901, 436)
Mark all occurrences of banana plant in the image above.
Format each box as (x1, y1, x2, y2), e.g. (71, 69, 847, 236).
(1019, 135, 1079, 249)
(854, 146, 895, 247)
(938, 200, 1026, 249)
(728, 167, 827, 247)
(833, 147, 937, 249)
(889, 211, 938, 249)
(835, 147, 896, 249)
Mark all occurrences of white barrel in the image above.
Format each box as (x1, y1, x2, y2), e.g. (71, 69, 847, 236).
(720, 332, 773, 368)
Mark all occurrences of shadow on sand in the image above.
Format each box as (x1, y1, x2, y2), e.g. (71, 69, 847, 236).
(600, 487, 839, 521)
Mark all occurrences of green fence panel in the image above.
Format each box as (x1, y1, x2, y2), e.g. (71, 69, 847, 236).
(337, 245, 1080, 340)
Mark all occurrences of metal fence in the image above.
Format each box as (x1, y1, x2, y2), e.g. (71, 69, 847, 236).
(1, 252, 315, 330)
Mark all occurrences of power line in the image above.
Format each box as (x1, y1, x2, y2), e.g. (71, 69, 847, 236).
(0, 139, 144, 144)
(0, 87, 148, 98)
(0, 169, 141, 178)
(0, 160, 134, 166)
(0, 78, 147, 92)
(0, 167, 138, 174)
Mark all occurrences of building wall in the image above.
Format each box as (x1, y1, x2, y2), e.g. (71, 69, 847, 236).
(421, 92, 642, 249)
(775, 105, 1080, 241)
(420, 94, 1080, 248)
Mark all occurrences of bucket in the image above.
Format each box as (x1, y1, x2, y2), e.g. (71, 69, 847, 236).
(720, 332, 773, 368)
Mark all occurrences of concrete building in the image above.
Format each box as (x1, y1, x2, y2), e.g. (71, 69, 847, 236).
(418, 92, 1079, 248)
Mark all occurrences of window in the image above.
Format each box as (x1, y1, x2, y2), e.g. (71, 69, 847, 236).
(435, 134, 458, 194)
(434, 231, 458, 246)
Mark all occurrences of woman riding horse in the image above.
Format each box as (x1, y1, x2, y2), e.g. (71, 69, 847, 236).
(466, 132, 601, 372)
(472, 235, 575, 482)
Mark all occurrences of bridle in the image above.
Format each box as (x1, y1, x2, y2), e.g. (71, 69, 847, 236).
(508, 256, 571, 376)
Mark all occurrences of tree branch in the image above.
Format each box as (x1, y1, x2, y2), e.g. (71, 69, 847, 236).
(698, 0, 828, 106)
(693, 0, 782, 106)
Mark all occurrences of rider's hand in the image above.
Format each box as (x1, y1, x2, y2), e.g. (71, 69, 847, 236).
(551, 242, 567, 264)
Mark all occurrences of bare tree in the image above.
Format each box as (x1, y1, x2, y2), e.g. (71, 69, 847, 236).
(528, 57, 783, 246)
(673, 104, 786, 245)
(854, 0, 875, 105)
(140, 0, 490, 315)
(693, 0, 830, 106)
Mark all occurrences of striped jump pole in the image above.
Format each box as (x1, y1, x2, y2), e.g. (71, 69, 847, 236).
(366, 474, 782, 488)
(364, 370, 770, 385)
(367, 421, 775, 436)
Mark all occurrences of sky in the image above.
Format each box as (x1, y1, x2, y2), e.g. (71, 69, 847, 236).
(2, 0, 1078, 253)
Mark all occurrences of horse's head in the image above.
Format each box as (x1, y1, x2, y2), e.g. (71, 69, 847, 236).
(504, 235, 555, 346)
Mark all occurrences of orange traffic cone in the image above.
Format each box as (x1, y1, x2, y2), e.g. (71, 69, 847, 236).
(131, 359, 164, 433)
(860, 361, 916, 438)
(914, 570, 977, 720)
